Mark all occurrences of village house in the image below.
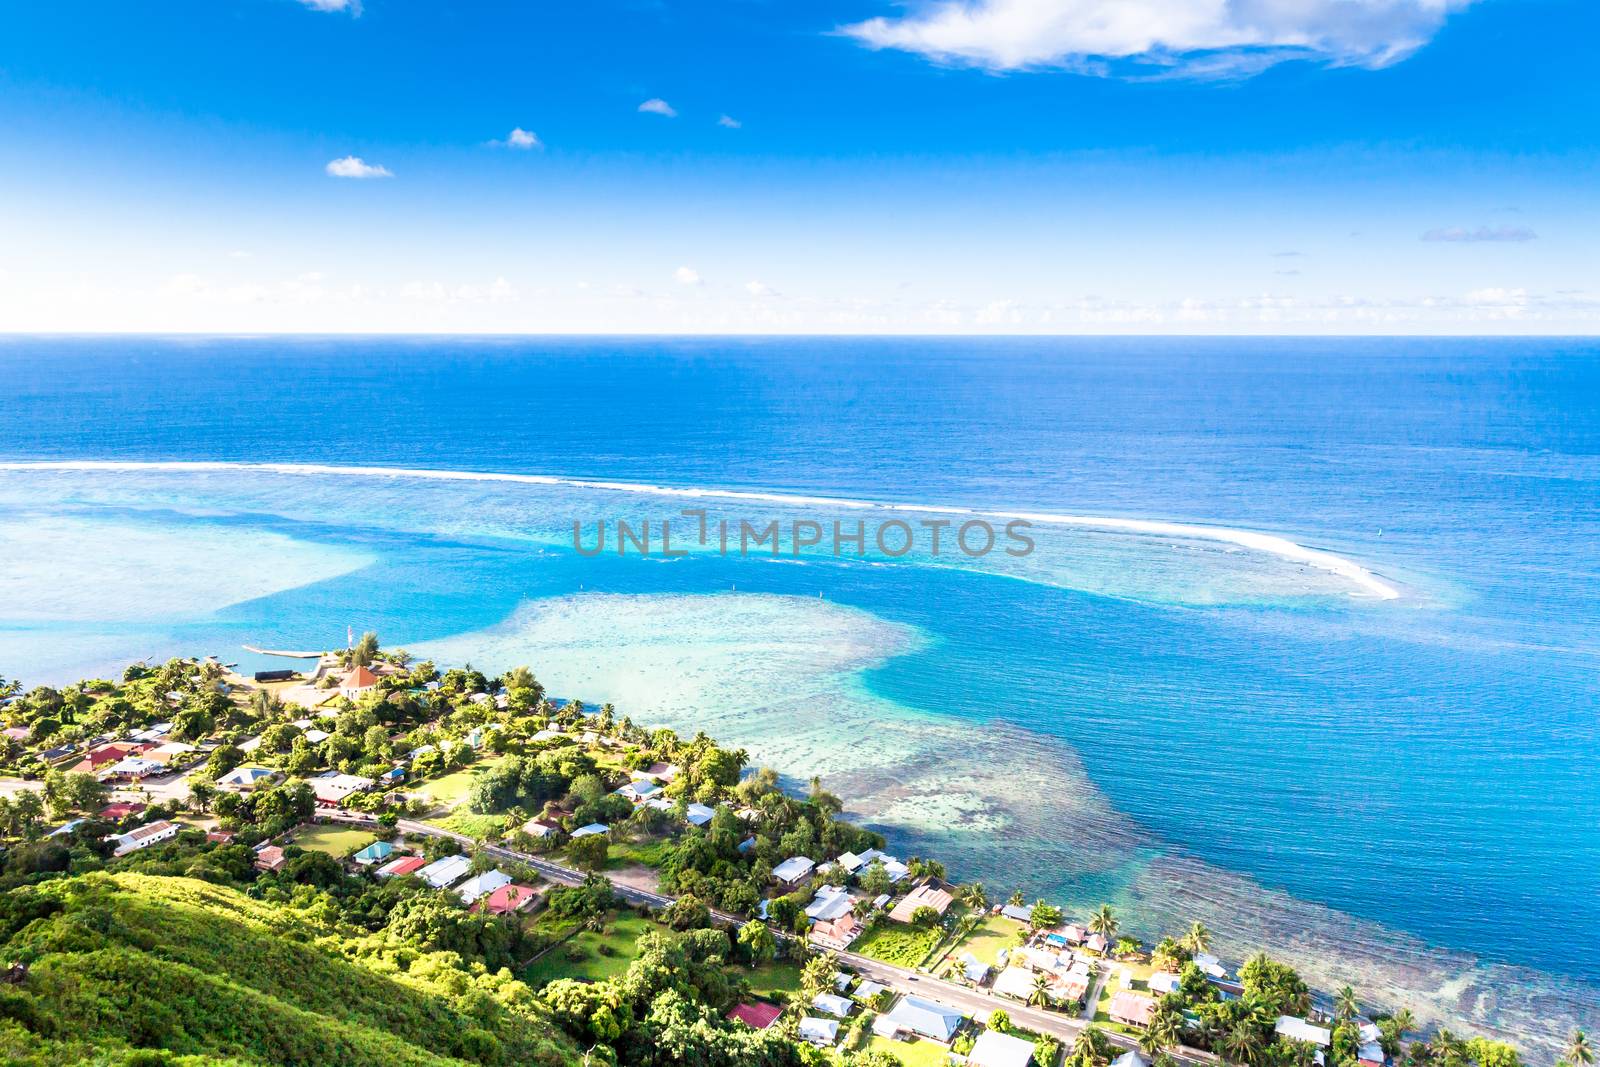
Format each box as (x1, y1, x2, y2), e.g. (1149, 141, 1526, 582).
(352, 840, 396, 866)
(1275, 1017, 1332, 1048)
(473, 882, 541, 916)
(340, 665, 381, 699)
(804, 885, 854, 922)
(999, 903, 1034, 923)
(454, 869, 513, 906)
(143, 741, 198, 765)
(375, 855, 429, 879)
(1110, 991, 1158, 1028)
(69, 743, 138, 775)
(107, 819, 179, 856)
(797, 1017, 838, 1048)
(98, 801, 146, 821)
(614, 779, 661, 803)
(570, 823, 609, 839)
(992, 966, 1039, 1002)
(877, 995, 966, 1043)
(253, 845, 286, 872)
(102, 756, 165, 782)
(521, 817, 561, 839)
(959, 952, 991, 985)
(216, 765, 280, 791)
(772, 855, 816, 885)
(725, 1002, 782, 1030)
(308, 772, 374, 808)
(811, 992, 854, 1018)
(888, 882, 953, 923)
(416, 854, 473, 890)
(808, 912, 863, 952)
(968, 1029, 1038, 1067)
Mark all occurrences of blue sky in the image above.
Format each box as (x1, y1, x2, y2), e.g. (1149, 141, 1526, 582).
(1, 0, 1596, 333)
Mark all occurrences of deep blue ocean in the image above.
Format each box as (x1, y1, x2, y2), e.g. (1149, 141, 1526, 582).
(1, 335, 1596, 1046)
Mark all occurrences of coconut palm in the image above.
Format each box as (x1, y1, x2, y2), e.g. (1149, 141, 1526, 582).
(1221, 1022, 1265, 1067)
(1335, 985, 1360, 1022)
(1029, 971, 1054, 1007)
(1142, 1008, 1182, 1057)
(1090, 903, 1118, 938)
(1565, 1030, 1593, 1067)
(1152, 936, 1184, 971)
(1390, 1009, 1416, 1037)
(1432, 1029, 1468, 1067)
(958, 882, 988, 912)
(1184, 920, 1213, 956)
(1073, 1024, 1111, 1066)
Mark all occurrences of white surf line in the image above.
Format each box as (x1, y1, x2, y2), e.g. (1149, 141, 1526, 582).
(0, 460, 1401, 600)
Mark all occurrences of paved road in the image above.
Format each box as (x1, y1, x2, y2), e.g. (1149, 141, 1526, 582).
(358, 814, 1215, 1065)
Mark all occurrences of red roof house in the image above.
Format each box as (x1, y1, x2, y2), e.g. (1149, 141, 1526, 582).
(70, 743, 137, 775)
(253, 845, 286, 872)
(1110, 991, 1157, 1028)
(376, 855, 429, 879)
(726, 1002, 783, 1030)
(473, 882, 541, 916)
(343, 665, 380, 690)
(99, 801, 148, 821)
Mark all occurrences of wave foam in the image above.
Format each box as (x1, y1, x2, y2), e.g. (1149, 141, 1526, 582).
(0, 459, 1400, 600)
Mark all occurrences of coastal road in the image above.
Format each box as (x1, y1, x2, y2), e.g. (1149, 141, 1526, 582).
(359, 815, 1216, 1065)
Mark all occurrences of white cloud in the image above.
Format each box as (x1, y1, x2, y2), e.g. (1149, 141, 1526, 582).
(674, 266, 703, 286)
(298, 0, 361, 13)
(489, 127, 543, 150)
(718, 114, 743, 129)
(1421, 225, 1538, 243)
(325, 156, 393, 179)
(841, 0, 1477, 78)
(744, 280, 777, 297)
(638, 98, 678, 118)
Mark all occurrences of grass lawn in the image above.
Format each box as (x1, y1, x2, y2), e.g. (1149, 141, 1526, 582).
(429, 811, 502, 841)
(853, 922, 947, 969)
(1091, 969, 1141, 1036)
(289, 824, 375, 858)
(609, 838, 674, 869)
(864, 1035, 950, 1067)
(741, 959, 805, 999)
(948, 915, 1025, 967)
(521, 911, 661, 986)
(416, 757, 504, 808)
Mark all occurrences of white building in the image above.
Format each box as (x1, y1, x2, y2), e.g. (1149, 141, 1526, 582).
(811, 993, 855, 1017)
(1276, 1017, 1333, 1047)
(798, 1017, 839, 1047)
(773, 856, 815, 884)
(969, 1029, 1038, 1067)
(454, 869, 513, 905)
(108, 819, 179, 856)
(416, 854, 473, 890)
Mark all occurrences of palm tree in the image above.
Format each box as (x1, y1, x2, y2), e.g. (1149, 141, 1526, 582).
(1073, 1024, 1110, 1066)
(1142, 1008, 1182, 1057)
(1184, 920, 1212, 955)
(1090, 903, 1118, 938)
(958, 882, 989, 913)
(1221, 1022, 1264, 1067)
(1565, 1030, 1593, 1067)
(1029, 971, 1054, 1007)
(1432, 1029, 1468, 1067)
(1335, 985, 1360, 1022)
(1390, 1009, 1416, 1037)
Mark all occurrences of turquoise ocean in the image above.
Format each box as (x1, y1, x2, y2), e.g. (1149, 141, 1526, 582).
(0, 336, 1595, 1053)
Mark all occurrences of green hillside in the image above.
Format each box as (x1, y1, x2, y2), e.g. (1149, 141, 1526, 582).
(0, 872, 579, 1067)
